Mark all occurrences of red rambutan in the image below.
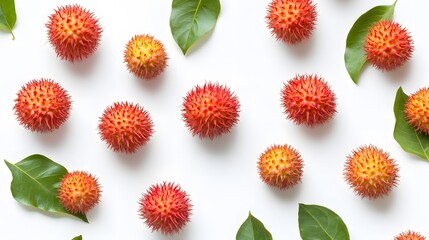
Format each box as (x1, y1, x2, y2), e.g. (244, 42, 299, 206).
(266, 0, 317, 44)
(405, 88, 429, 134)
(138, 182, 192, 235)
(124, 34, 168, 80)
(364, 20, 413, 71)
(344, 145, 399, 199)
(58, 171, 101, 214)
(13, 79, 71, 132)
(98, 102, 153, 153)
(258, 144, 304, 190)
(395, 230, 426, 240)
(182, 82, 240, 139)
(46, 4, 102, 62)
(281, 74, 336, 127)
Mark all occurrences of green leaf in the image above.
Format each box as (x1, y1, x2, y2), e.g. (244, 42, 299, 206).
(0, 0, 16, 39)
(170, 0, 221, 55)
(72, 236, 82, 240)
(393, 87, 429, 161)
(344, 0, 397, 84)
(236, 212, 273, 240)
(298, 204, 350, 240)
(4, 154, 88, 222)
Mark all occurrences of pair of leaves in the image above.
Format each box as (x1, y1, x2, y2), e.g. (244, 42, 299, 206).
(0, 0, 16, 39)
(236, 204, 349, 240)
(393, 88, 429, 161)
(344, 1, 397, 84)
(170, 0, 221, 55)
(4, 154, 88, 222)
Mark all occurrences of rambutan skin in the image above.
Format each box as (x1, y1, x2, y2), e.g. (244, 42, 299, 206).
(58, 171, 101, 214)
(258, 144, 304, 190)
(395, 230, 426, 240)
(46, 4, 102, 62)
(343, 145, 399, 199)
(405, 88, 429, 134)
(266, 0, 317, 44)
(13, 79, 71, 132)
(364, 20, 413, 71)
(98, 102, 154, 153)
(281, 74, 336, 127)
(138, 182, 192, 235)
(182, 82, 240, 139)
(124, 34, 168, 80)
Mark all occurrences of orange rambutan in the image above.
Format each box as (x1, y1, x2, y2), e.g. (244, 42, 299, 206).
(344, 145, 399, 199)
(182, 82, 240, 139)
(58, 171, 101, 214)
(405, 88, 429, 134)
(13, 79, 71, 132)
(47, 4, 102, 62)
(98, 102, 153, 153)
(258, 144, 304, 190)
(395, 230, 426, 240)
(138, 182, 192, 235)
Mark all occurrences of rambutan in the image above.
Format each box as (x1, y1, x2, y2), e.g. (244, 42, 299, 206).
(98, 102, 153, 153)
(257, 144, 303, 190)
(405, 88, 429, 134)
(58, 171, 101, 214)
(364, 20, 413, 71)
(281, 74, 336, 127)
(46, 4, 102, 62)
(395, 230, 426, 240)
(13, 79, 71, 132)
(266, 0, 317, 44)
(138, 182, 192, 235)
(344, 145, 399, 199)
(124, 34, 168, 80)
(182, 82, 240, 139)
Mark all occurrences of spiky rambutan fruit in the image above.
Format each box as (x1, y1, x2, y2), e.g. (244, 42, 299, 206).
(258, 144, 304, 190)
(98, 102, 153, 153)
(266, 0, 317, 44)
(182, 82, 240, 139)
(58, 171, 101, 214)
(281, 74, 336, 127)
(139, 182, 192, 235)
(124, 34, 168, 80)
(395, 230, 426, 240)
(46, 5, 102, 62)
(13, 79, 71, 132)
(405, 88, 429, 134)
(364, 20, 413, 71)
(344, 145, 399, 199)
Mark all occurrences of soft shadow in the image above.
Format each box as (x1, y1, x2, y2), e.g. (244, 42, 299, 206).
(134, 70, 167, 92)
(113, 143, 152, 169)
(283, 33, 317, 58)
(298, 118, 336, 139)
(366, 193, 396, 213)
(383, 62, 412, 84)
(269, 183, 302, 201)
(34, 123, 69, 147)
(65, 51, 100, 77)
(158, 224, 191, 240)
(197, 127, 239, 154)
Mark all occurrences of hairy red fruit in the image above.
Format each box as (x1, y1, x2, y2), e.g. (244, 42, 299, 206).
(47, 4, 102, 62)
(124, 34, 168, 80)
(364, 20, 413, 71)
(258, 144, 304, 190)
(182, 82, 240, 139)
(281, 74, 336, 127)
(395, 230, 426, 240)
(405, 88, 429, 134)
(266, 0, 317, 44)
(344, 145, 399, 199)
(58, 171, 101, 214)
(13, 79, 71, 132)
(98, 102, 153, 153)
(139, 182, 192, 235)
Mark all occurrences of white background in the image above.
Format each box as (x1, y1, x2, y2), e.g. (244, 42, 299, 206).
(0, 0, 428, 239)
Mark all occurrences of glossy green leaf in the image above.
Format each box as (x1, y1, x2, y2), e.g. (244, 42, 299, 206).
(72, 236, 82, 240)
(170, 0, 221, 55)
(344, 0, 397, 84)
(4, 154, 88, 222)
(393, 87, 429, 161)
(298, 204, 350, 240)
(0, 0, 16, 39)
(236, 212, 273, 240)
